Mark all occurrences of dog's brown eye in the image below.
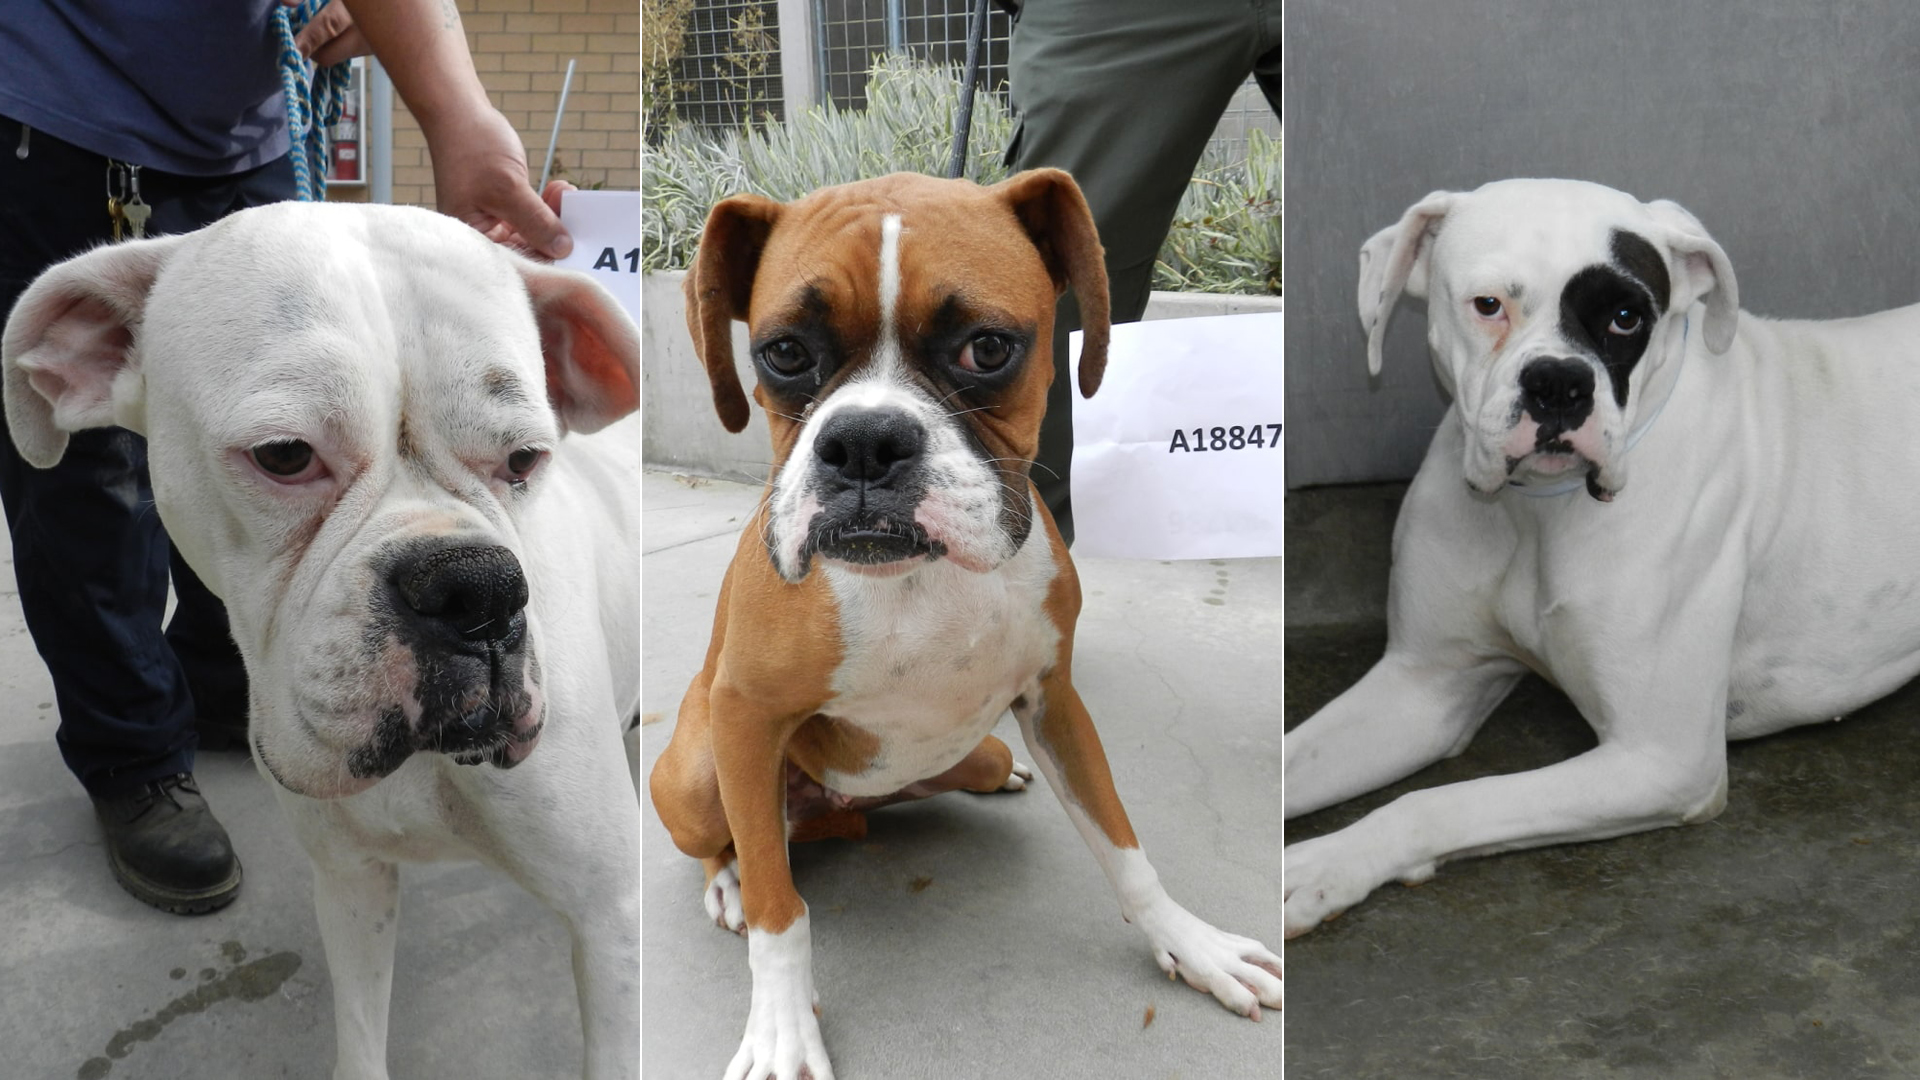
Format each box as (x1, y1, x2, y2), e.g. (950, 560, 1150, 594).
(1608, 309, 1643, 335)
(959, 332, 1014, 373)
(506, 447, 540, 480)
(1472, 296, 1503, 318)
(252, 440, 314, 477)
(493, 446, 546, 489)
(761, 338, 813, 376)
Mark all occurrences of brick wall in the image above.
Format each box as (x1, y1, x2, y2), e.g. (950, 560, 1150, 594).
(331, 0, 639, 207)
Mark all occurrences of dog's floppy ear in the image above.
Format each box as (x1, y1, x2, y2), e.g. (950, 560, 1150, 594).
(2, 234, 186, 467)
(1646, 199, 1739, 355)
(1357, 190, 1456, 377)
(516, 262, 639, 434)
(684, 194, 780, 433)
(992, 168, 1110, 397)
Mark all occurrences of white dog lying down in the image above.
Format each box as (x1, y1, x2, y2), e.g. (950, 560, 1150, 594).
(1284, 178, 1920, 938)
(2, 202, 639, 1078)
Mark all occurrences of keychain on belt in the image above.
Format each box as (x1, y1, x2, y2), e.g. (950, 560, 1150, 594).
(106, 161, 151, 240)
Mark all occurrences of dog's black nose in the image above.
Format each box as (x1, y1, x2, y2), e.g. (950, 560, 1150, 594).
(1519, 358, 1596, 426)
(813, 406, 924, 485)
(391, 545, 529, 643)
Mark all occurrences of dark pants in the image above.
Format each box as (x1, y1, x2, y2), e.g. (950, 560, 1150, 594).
(0, 115, 295, 797)
(1006, 0, 1281, 543)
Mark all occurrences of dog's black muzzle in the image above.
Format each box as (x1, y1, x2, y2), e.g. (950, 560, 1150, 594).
(804, 405, 946, 566)
(348, 540, 539, 778)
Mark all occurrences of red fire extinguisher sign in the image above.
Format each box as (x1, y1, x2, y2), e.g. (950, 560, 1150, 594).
(330, 60, 363, 184)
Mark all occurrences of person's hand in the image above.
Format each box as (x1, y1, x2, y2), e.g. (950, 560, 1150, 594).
(421, 106, 574, 260)
(331, 0, 573, 259)
(284, 0, 371, 67)
(537, 178, 577, 219)
(491, 179, 577, 257)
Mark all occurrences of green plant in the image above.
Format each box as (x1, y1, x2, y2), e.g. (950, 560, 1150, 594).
(643, 56, 1280, 296)
(642, 0, 695, 141)
(1154, 129, 1281, 295)
(721, 2, 779, 130)
(644, 56, 1013, 273)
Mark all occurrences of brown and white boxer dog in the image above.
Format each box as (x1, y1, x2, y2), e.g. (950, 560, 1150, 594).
(650, 170, 1282, 1080)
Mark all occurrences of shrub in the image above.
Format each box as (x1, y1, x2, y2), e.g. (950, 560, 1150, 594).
(643, 56, 1280, 295)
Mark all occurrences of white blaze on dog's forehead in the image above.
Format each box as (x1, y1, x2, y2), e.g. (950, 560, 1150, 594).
(870, 213, 905, 377)
(878, 213, 903, 325)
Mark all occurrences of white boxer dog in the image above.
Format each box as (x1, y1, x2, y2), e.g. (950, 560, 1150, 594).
(1283, 178, 1920, 938)
(2, 203, 639, 1078)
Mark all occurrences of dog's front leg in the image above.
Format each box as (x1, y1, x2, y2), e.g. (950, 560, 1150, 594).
(1286, 440, 1528, 819)
(1014, 670, 1283, 1019)
(309, 853, 401, 1080)
(480, 766, 641, 1080)
(1283, 576, 1742, 939)
(1284, 651, 1526, 818)
(711, 686, 833, 1080)
(1284, 737, 1728, 937)
(562, 885, 640, 1080)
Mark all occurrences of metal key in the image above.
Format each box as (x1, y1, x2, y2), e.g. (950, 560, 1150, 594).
(123, 165, 150, 239)
(107, 196, 125, 242)
(122, 197, 150, 239)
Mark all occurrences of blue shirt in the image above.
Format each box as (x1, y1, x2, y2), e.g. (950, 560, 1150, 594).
(0, 1, 290, 175)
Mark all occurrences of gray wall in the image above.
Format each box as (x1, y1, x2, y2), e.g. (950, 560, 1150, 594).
(1285, 1, 1920, 488)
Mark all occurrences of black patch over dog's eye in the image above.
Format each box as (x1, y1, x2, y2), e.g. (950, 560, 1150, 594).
(1473, 296, 1503, 317)
(1608, 308, 1643, 335)
(252, 440, 314, 476)
(958, 332, 1016, 373)
(760, 338, 814, 376)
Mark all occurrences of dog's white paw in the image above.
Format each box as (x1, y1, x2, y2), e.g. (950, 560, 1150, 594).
(1135, 900, 1283, 1020)
(705, 863, 746, 935)
(722, 999, 833, 1080)
(1001, 760, 1034, 791)
(725, 917, 834, 1080)
(1283, 830, 1403, 939)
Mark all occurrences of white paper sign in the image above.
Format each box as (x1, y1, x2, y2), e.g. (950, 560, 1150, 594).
(555, 189, 640, 323)
(1070, 311, 1284, 560)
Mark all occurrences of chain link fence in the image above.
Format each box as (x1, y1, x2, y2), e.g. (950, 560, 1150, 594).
(652, 0, 1276, 153)
(649, 0, 787, 132)
(814, 0, 1014, 109)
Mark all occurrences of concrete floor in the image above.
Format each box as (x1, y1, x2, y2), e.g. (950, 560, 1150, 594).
(0, 550, 594, 1078)
(640, 471, 1282, 1079)
(1285, 484, 1920, 1080)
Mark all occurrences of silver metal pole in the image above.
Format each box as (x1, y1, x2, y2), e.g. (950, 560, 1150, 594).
(369, 58, 393, 203)
(538, 59, 577, 190)
(777, 0, 817, 116)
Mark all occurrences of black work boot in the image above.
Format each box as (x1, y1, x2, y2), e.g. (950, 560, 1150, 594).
(91, 773, 242, 914)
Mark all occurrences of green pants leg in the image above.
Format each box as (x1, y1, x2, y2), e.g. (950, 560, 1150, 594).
(1007, 0, 1281, 544)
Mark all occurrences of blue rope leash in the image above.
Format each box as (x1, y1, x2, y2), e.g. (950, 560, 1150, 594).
(274, 0, 353, 202)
